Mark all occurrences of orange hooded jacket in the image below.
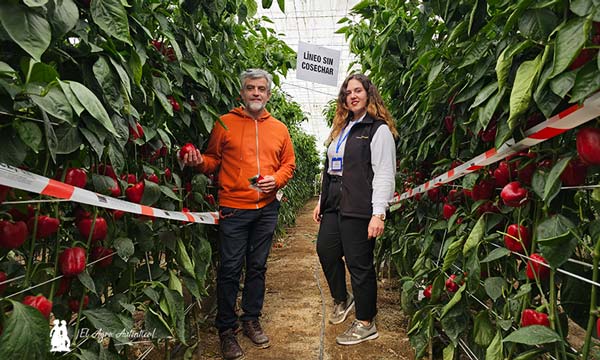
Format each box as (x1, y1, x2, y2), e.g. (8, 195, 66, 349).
(198, 107, 296, 209)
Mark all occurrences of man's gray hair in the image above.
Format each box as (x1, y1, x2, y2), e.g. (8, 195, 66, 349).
(241, 69, 273, 91)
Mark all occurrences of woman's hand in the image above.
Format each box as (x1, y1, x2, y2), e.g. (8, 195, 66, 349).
(368, 216, 385, 239)
(312, 203, 321, 223)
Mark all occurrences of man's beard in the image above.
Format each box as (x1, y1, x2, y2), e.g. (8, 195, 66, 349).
(247, 101, 265, 112)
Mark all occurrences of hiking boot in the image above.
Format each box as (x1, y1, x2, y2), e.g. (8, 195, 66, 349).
(329, 293, 354, 325)
(335, 319, 379, 345)
(219, 329, 245, 360)
(242, 320, 270, 348)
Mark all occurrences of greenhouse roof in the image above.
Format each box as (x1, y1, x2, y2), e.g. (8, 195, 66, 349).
(257, 0, 361, 153)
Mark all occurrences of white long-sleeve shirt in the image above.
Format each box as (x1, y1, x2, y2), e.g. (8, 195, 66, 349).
(326, 119, 396, 215)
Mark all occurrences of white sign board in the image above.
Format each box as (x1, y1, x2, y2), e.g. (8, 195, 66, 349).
(296, 41, 340, 87)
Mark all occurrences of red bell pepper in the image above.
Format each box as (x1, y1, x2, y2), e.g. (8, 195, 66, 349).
(560, 157, 588, 186)
(97, 164, 117, 180)
(445, 274, 461, 293)
(471, 179, 495, 201)
(577, 127, 600, 165)
(121, 173, 137, 184)
(443, 115, 454, 133)
(521, 309, 550, 327)
(55, 277, 72, 297)
(526, 253, 550, 281)
(23, 295, 52, 318)
(503, 224, 530, 253)
(427, 187, 441, 202)
(68, 295, 89, 313)
(0, 184, 10, 203)
(126, 181, 145, 203)
(492, 161, 512, 187)
(28, 215, 60, 239)
(59, 247, 87, 277)
(112, 210, 126, 220)
(77, 216, 108, 242)
(204, 194, 216, 206)
(0, 220, 28, 249)
(0, 271, 7, 295)
(91, 246, 115, 268)
(443, 203, 457, 220)
(109, 178, 121, 197)
(164, 168, 172, 181)
(168, 96, 180, 112)
(423, 284, 432, 299)
(129, 122, 144, 141)
(500, 181, 528, 207)
(8, 205, 35, 222)
(179, 143, 197, 160)
(145, 173, 159, 184)
(476, 201, 500, 216)
(64, 168, 87, 188)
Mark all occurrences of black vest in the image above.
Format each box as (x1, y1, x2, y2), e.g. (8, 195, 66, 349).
(320, 114, 386, 219)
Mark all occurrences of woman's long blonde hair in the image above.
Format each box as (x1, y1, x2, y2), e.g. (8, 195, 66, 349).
(326, 73, 398, 145)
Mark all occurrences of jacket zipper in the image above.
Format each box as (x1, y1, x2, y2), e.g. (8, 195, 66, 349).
(254, 118, 260, 208)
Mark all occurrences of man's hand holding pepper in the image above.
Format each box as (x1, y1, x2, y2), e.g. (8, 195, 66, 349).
(257, 175, 277, 193)
(182, 149, 204, 167)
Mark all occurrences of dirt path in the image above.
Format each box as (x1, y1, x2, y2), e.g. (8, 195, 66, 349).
(193, 198, 415, 359)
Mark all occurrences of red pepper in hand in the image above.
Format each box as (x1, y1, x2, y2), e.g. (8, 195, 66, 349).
(64, 168, 87, 188)
(504, 224, 530, 253)
(443, 203, 457, 220)
(77, 217, 108, 242)
(500, 181, 528, 207)
(68, 295, 89, 313)
(423, 284, 432, 299)
(91, 246, 114, 268)
(204, 194, 216, 206)
(23, 295, 52, 318)
(0, 220, 28, 249)
(28, 215, 60, 239)
(126, 181, 145, 203)
(59, 247, 87, 277)
(577, 127, 600, 165)
(526, 253, 550, 281)
(179, 143, 197, 160)
(560, 157, 588, 186)
(521, 309, 550, 327)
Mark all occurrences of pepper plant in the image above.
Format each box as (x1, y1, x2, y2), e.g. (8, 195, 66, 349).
(0, 0, 317, 358)
(340, 0, 600, 358)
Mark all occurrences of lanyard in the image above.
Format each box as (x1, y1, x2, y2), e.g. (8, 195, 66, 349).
(335, 123, 355, 153)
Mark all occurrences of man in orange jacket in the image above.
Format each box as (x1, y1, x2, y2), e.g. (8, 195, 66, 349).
(182, 68, 296, 360)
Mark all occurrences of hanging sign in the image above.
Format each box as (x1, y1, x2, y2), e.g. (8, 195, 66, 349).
(296, 41, 340, 87)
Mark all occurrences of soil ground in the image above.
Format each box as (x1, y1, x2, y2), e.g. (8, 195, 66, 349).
(189, 197, 415, 360)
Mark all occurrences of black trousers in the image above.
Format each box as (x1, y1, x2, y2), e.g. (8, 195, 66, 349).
(215, 200, 280, 333)
(316, 178, 377, 321)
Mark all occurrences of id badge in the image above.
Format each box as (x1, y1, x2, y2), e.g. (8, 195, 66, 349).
(331, 157, 343, 171)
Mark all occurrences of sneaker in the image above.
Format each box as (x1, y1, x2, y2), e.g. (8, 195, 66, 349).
(242, 320, 270, 348)
(330, 293, 354, 325)
(335, 319, 379, 345)
(219, 329, 245, 360)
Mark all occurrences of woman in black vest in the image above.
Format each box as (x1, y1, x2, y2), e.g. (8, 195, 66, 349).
(313, 73, 398, 345)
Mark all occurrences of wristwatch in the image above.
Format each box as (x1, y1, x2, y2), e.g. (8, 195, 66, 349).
(372, 213, 386, 221)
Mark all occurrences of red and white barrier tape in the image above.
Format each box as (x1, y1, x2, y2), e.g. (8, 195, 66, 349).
(390, 91, 600, 212)
(0, 163, 219, 224)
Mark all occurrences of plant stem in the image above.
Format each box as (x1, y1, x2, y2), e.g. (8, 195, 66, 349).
(581, 234, 600, 358)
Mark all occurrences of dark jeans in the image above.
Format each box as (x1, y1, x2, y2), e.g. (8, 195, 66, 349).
(215, 200, 280, 333)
